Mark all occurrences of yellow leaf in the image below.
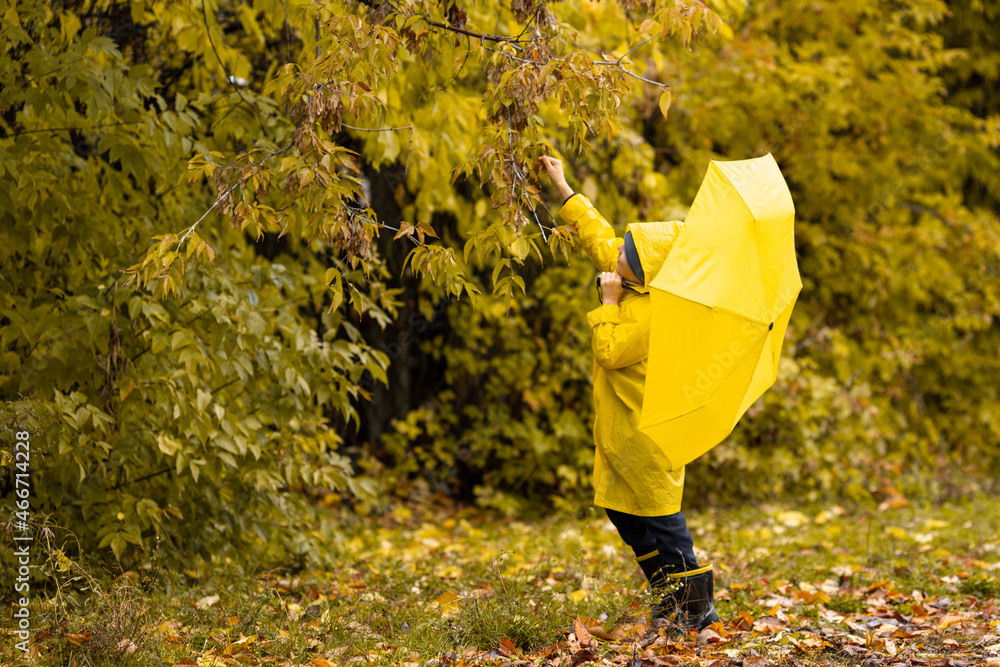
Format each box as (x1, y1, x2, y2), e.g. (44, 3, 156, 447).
(814, 510, 835, 524)
(658, 91, 672, 119)
(730, 610, 754, 631)
(310, 659, 338, 667)
(182, 232, 201, 259)
(394, 222, 415, 240)
(937, 614, 969, 630)
(437, 565, 464, 579)
(639, 19, 661, 36)
(436, 591, 459, 605)
(223, 634, 255, 655)
(777, 510, 810, 528)
(794, 589, 831, 605)
(887, 526, 908, 540)
(154, 621, 175, 635)
(435, 591, 461, 616)
(416, 221, 438, 239)
(569, 589, 588, 603)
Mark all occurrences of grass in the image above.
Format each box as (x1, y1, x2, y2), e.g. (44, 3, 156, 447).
(6, 493, 1000, 666)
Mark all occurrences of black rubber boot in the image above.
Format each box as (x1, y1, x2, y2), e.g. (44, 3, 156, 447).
(636, 551, 682, 623)
(666, 565, 719, 630)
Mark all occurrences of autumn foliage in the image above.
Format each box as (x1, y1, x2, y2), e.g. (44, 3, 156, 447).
(1, 0, 999, 570)
(11, 497, 1000, 666)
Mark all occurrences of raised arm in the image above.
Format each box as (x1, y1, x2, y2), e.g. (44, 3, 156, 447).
(558, 195, 621, 273)
(537, 156, 621, 273)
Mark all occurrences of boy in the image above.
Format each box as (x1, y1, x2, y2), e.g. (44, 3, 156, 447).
(538, 155, 719, 630)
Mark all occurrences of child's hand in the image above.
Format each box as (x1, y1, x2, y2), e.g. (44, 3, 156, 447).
(537, 156, 574, 202)
(599, 272, 623, 305)
(537, 156, 565, 184)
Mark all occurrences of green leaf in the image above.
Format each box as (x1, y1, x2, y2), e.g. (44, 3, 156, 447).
(110, 534, 125, 560)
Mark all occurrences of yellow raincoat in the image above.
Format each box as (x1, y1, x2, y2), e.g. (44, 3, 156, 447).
(559, 195, 685, 516)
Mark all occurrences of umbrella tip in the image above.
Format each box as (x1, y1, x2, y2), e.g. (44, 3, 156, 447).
(769, 322, 774, 331)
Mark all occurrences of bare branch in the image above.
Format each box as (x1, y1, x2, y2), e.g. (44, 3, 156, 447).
(423, 17, 528, 49)
(617, 36, 657, 65)
(201, 0, 252, 104)
(3, 120, 141, 138)
(351, 0, 527, 49)
(341, 123, 415, 178)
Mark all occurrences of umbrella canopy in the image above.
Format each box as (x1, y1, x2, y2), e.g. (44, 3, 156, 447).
(637, 153, 800, 470)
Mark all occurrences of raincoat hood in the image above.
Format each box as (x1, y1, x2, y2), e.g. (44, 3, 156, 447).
(625, 220, 684, 292)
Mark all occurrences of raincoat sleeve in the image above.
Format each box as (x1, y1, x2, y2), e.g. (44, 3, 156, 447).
(558, 195, 620, 273)
(586, 303, 649, 370)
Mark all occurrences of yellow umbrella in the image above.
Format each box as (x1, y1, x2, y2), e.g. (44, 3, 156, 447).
(637, 153, 800, 470)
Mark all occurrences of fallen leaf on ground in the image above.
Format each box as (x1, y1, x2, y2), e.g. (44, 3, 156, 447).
(729, 610, 755, 632)
(650, 656, 684, 666)
(777, 511, 810, 527)
(698, 627, 725, 644)
(574, 618, 592, 647)
(588, 625, 616, 641)
(938, 614, 970, 630)
(116, 638, 138, 655)
(753, 616, 787, 633)
(498, 637, 517, 657)
(195, 595, 219, 609)
(435, 591, 460, 616)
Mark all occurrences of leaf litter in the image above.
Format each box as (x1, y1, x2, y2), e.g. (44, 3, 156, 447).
(24, 495, 1000, 667)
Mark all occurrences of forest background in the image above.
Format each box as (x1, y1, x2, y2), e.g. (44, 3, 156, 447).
(1, 0, 999, 579)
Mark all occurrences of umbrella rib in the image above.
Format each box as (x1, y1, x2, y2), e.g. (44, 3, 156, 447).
(711, 167, 770, 318)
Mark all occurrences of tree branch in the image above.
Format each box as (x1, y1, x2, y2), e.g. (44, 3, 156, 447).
(592, 59, 668, 88)
(2, 120, 142, 139)
(344, 203, 419, 246)
(616, 36, 657, 65)
(211, 377, 240, 396)
(480, 41, 669, 88)
(899, 201, 948, 223)
(113, 467, 172, 490)
(423, 17, 528, 49)
(201, 0, 252, 104)
(351, 0, 527, 49)
(341, 123, 415, 176)
(180, 142, 294, 243)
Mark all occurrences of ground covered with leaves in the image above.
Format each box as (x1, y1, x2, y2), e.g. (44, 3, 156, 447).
(9, 493, 1000, 667)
